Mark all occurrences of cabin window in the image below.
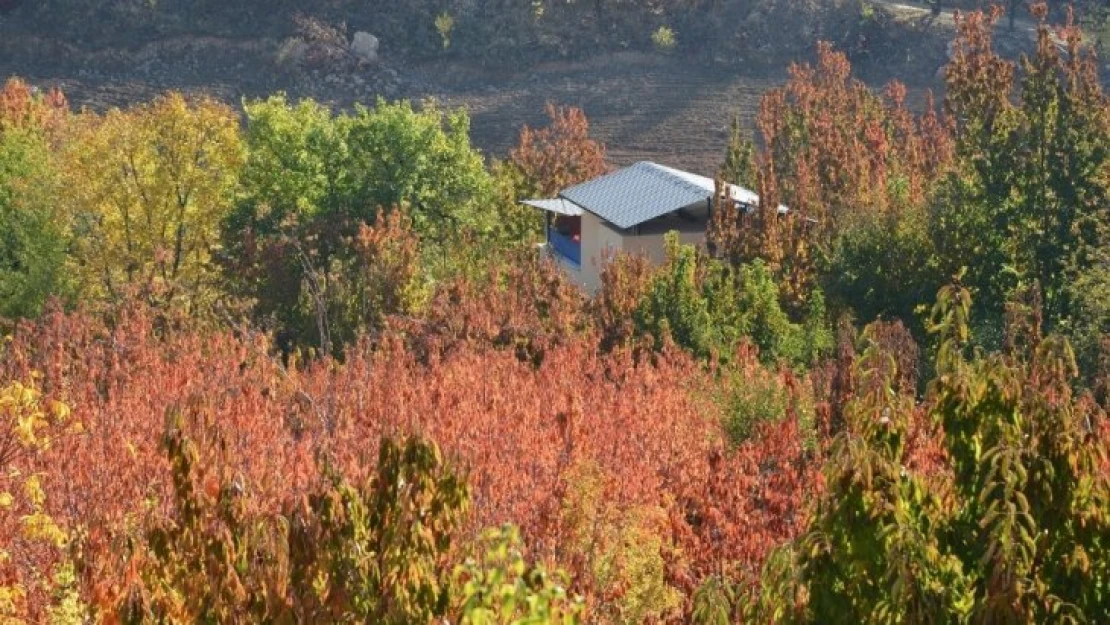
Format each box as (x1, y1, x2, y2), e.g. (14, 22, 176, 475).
(552, 215, 581, 242)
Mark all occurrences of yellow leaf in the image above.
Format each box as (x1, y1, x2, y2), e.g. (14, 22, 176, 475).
(61, 92, 243, 307)
(22, 475, 45, 508)
(48, 399, 70, 422)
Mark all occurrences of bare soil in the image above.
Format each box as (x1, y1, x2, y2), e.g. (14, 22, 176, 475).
(408, 52, 792, 173)
(0, 0, 1058, 176)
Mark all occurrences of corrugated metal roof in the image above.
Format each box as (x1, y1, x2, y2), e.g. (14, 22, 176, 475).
(521, 198, 583, 216)
(650, 162, 772, 209)
(559, 162, 716, 230)
(523, 161, 786, 229)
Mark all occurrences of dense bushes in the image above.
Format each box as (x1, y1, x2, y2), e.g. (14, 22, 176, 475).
(632, 234, 831, 366)
(739, 286, 1110, 623)
(0, 292, 817, 622)
(823, 207, 938, 337)
(374, 0, 864, 66)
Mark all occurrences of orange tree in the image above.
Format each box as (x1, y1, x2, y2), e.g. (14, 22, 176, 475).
(712, 42, 953, 327)
(508, 103, 609, 199)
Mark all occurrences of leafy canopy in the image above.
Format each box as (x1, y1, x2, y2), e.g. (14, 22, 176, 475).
(63, 92, 244, 309)
(0, 129, 68, 320)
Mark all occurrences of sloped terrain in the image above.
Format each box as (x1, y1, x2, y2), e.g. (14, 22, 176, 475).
(0, 0, 1064, 174)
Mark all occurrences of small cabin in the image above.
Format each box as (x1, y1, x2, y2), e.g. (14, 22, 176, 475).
(523, 161, 785, 292)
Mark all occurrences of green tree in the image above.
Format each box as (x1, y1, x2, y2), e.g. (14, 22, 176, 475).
(219, 94, 350, 350)
(224, 95, 502, 352)
(0, 129, 68, 320)
(927, 285, 1110, 622)
(776, 318, 976, 624)
(635, 233, 830, 366)
(1064, 260, 1110, 388)
(487, 158, 544, 249)
(342, 98, 496, 250)
(635, 234, 720, 360)
(751, 283, 1110, 623)
(233, 94, 348, 229)
(719, 114, 757, 189)
(692, 575, 736, 625)
(735, 259, 831, 367)
(933, 7, 1110, 331)
(824, 207, 939, 339)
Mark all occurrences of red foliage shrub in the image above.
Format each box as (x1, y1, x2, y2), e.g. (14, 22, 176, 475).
(509, 103, 609, 198)
(396, 251, 589, 365)
(0, 288, 817, 618)
(0, 77, 68, 141)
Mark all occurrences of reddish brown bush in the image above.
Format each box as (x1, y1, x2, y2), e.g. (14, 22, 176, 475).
(0, 287, 819, 619)
(509, 103, 609, 198)
(0, 77, 68, 141)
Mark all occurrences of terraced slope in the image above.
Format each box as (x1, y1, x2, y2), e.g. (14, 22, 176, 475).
(2, 0, 1066, 175)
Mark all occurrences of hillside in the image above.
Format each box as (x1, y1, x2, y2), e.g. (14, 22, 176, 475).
(0, 0, 1026, 172)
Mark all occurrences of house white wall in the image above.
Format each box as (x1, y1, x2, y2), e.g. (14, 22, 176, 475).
(622, 199, 709, 266)
(622, 229, 705, 266)
(579, 210, 624, 292)
(560, 201, 711, 293)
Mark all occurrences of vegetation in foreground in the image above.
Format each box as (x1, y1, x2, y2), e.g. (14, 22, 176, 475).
(2, 4, 1110, 623)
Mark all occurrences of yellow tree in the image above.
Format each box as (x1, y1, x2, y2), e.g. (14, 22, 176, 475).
(64, 92, 243, 309)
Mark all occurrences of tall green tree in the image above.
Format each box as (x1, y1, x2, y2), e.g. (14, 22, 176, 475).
(342, 98, 495, 245)
(229, 94, 496, 257)
(0, 128, 67, 320)
(232, 94, 348, 230)
(719, 114, 757, 189)
(223, 95, 499, 352)
(219, 94, 349, 347)
(933, 6, 1110, 329)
